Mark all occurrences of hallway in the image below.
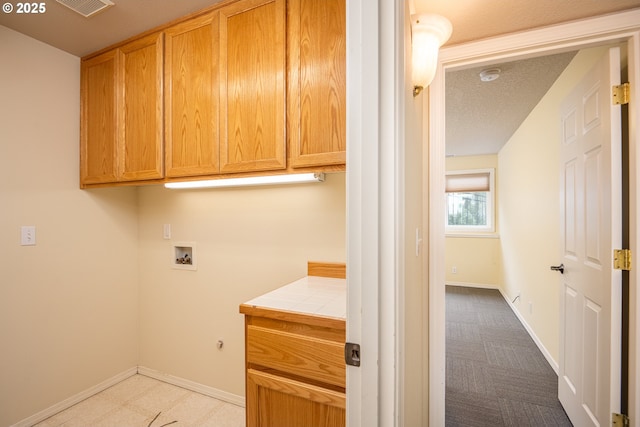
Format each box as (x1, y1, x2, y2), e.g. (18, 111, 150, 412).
(445, 286, 572, 426)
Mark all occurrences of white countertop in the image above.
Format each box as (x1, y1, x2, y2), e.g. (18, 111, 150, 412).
(243, 275, 346, 320)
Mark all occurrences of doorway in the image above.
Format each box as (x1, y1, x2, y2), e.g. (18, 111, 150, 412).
(442, 45, 624, 425)
(428, 16, 640, 426)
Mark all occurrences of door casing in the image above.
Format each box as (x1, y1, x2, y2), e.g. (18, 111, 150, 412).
(427, 10, 640, 426)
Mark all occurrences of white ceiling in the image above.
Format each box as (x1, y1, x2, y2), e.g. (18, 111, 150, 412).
(414, 0, 640, 48)
(1, 0, 639, 157)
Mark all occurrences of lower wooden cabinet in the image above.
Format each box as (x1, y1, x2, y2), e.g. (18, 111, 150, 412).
(241, 307, 345, 427)
(247, 369, 345, 427)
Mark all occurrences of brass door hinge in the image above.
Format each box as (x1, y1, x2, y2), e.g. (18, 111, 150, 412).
(612, 412, 629, 427)
(613, 83, 630, 105)
(614, 249, 632, 271)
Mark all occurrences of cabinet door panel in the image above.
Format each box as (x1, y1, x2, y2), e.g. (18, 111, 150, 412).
(220, 0, 286, 173)
(289, 0, 346, 168)
(80, 50, 119, 185)
(119, 32, 164, 181)
(247, 369, 345, 427)
(165, 12, 220, 177)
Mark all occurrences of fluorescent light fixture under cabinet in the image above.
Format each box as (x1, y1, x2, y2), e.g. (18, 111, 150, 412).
(164, 173, 325, 189)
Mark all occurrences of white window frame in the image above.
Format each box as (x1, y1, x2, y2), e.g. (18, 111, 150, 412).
(445, 168, 495, 234)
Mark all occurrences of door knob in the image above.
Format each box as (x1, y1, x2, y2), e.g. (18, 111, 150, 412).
(550, 263, 564, 274)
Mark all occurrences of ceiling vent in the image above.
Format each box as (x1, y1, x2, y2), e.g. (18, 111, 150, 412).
(56, 0, 114, 18)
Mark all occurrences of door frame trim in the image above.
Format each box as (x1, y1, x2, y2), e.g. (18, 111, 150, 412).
(428, 9, 640, 425)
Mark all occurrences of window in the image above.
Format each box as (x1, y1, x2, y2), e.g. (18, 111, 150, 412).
(445, 168, 494, 233)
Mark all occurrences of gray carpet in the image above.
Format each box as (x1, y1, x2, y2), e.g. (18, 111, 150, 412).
(445, 286, 573, 426)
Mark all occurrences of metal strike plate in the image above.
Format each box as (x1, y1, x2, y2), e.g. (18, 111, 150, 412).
(345, 342, 361, 367)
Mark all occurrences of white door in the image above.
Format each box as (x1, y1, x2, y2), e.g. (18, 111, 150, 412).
(558, 46, 623, 426)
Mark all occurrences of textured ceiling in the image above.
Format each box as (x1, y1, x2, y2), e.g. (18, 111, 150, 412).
(412, 0, 640, 157)
(1, 0, 638, 58)
(0, 0, 226, 57)
(445, 52, 577, 157)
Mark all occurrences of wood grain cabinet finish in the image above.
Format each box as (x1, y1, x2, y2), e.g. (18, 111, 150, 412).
(288, 0, 346, 168)
(119, 32, 164, 182)
(242, 312, 346, 427)
(164, 12, 220, 178)
(80, 0, 346, 188)
(219, 0, 287, 174)
(80, 50, 119, 185)
(80, 32, 164, 186)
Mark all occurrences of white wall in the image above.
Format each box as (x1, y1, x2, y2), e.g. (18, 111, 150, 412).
(0, 26, 139, 426)
(137, 174, 346, 397)
(499, 46, 609, 366)
(0, 22, 346, 423)
(401, 1, 427, 424)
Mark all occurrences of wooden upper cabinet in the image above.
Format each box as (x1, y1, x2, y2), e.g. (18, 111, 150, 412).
(288, 0, 346, 168)
(165, 12, 220, 178)
(219, 0, 286, 173)
(80, 32, 163, 186)
(80, 0, 346, 188)
(80, 50, 119, 185)
(119, 32, 164, 181)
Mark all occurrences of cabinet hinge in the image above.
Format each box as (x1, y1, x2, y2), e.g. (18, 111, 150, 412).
(613, 82, 630, 105)
(612, 412, 629, 427)
(614, 249, 632, 271)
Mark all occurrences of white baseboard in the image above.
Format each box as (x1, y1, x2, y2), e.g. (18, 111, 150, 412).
(497, 288, 560, 374)
(137, 366, 245, 407)
(446, 281, 500, 289)
(12, 366, 245, 427)
(12, 367, 138, 427)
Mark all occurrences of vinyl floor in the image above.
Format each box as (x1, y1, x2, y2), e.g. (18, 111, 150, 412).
(445, 285, 573, 426)
(33, 374, 244, 427)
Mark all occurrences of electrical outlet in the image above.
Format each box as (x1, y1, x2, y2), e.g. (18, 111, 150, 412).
(21, 226, 36, 246)
(452, 266, 457, 274)
(163, 224, 171, 240)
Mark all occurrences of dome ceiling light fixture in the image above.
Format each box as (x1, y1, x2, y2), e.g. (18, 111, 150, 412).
(479, 68, 501, 82)
(411, 13, 452, 96)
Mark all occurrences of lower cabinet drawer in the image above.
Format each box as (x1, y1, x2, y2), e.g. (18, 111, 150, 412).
(246, 324, 345, 388)
(247, 369, 345, 427)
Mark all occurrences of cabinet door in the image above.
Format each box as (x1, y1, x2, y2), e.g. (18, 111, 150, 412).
(288, 0, 346, 168)
(80, 50, 119, 185)
(219, 0, 286, 173)
(165, 12, 220, 178)
(247, 369, 345, 427)
(119, 32, 164, 181)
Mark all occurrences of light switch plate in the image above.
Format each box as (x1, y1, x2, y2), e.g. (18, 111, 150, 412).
(21, 226, 36, 246)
